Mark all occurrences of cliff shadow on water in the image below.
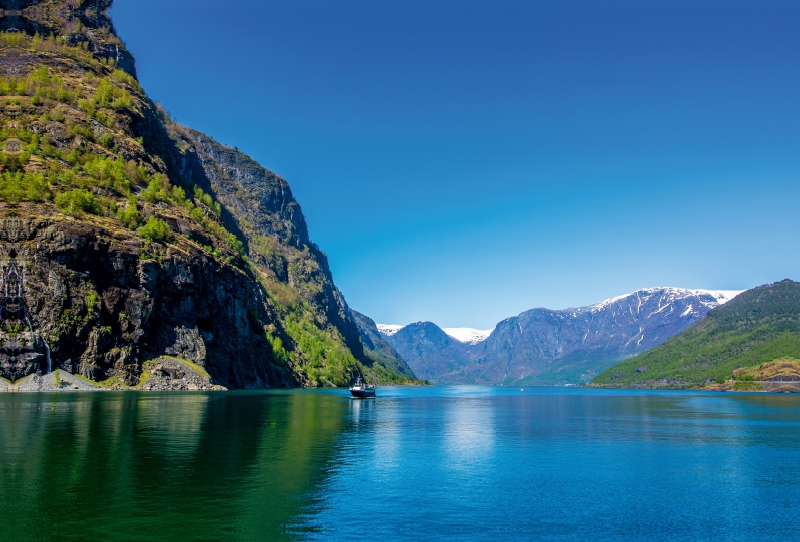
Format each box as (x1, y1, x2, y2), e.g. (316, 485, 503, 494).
(0, 390, 354, 541)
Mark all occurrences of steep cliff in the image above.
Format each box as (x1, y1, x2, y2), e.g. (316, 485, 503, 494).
(0, 0, 405, 388)
(168, 126, 367, 366)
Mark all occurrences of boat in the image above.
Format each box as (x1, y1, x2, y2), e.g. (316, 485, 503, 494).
(349, 376, 376, 398)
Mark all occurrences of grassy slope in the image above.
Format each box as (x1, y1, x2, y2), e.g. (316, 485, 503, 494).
(592, 280, 800, 388)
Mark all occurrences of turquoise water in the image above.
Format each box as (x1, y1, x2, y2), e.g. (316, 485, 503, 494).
(1, 387, 799, 541)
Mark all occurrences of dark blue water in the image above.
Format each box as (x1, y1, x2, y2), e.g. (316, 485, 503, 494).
(1, 387, 798, 541)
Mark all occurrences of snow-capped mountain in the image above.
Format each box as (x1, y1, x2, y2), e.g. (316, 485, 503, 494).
(378, 287, 743, 384)
(376, 324, 404, 337)
(580, 288, 741, 315)
(377, 325, 493, 345)
(442, 328, 494, 345)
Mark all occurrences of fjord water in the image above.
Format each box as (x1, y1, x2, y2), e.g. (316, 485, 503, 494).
(1, 389, 799, 541)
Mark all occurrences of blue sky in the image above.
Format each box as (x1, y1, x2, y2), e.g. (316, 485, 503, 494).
(112, 0, 800, 328)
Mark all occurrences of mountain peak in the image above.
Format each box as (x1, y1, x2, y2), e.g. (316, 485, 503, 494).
(378, 323, 493, 345)
(376, 324, 404, 336)
(593, 280, 800, 388)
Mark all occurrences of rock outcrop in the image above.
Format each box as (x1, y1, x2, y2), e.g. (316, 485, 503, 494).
(138, 357, 224, 391)
(3, 208, 293, 388)
(704, 358, 800, 393)
(13, 369, 104, 391)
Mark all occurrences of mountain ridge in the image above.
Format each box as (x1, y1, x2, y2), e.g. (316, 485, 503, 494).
(592, 280, 800, 389)
(379, 287, 742, 385)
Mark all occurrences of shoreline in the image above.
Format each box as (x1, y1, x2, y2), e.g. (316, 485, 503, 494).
(1, 355, 428, 393)
(6, 380, 798, 394)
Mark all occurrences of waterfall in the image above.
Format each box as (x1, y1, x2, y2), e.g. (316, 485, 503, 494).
(44, 339, 52, 374)
(2, 261, 53, 373)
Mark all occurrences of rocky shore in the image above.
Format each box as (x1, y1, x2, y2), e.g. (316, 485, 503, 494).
(0, 357, 225, 392)
(703, 359, 800, 393)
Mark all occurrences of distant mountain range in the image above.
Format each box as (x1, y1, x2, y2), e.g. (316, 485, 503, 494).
(377, 325, 492, 346)
(378, 288, 741, 385)
(592, 280, 800, 389)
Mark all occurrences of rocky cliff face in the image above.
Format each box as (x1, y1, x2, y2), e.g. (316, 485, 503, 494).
(170, 127, 366, 365)
(2, 207, 293, 388)
(0, 0, 402, 388)
(0, 1, 136, 75)
(382, 288, 740, 384)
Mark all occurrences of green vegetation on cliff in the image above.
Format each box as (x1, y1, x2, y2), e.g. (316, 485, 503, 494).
(0, 41, 244, 255)
(592, 280, 800, 388)
(0, 1, 410, 388)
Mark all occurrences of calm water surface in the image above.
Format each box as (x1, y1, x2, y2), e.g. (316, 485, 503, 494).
(1, 387, 799, 541)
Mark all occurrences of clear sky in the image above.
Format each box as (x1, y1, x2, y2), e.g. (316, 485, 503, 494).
(111, 0, 800, 329)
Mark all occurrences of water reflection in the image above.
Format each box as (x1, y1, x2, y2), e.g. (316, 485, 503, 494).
(0, 391, 351, 542)
(443, 397, 495, 473)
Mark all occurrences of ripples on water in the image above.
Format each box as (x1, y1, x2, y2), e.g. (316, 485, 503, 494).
(0, 387, 798, 541)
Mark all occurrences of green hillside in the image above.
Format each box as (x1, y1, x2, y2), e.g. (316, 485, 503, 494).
(592, 280, 800, 388)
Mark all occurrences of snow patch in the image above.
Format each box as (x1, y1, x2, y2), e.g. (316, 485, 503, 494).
(577, 287, 744, 314)
(694, 289, 743, 305)
(442, 328, 494, 345)
(376, 324, 404, 336)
